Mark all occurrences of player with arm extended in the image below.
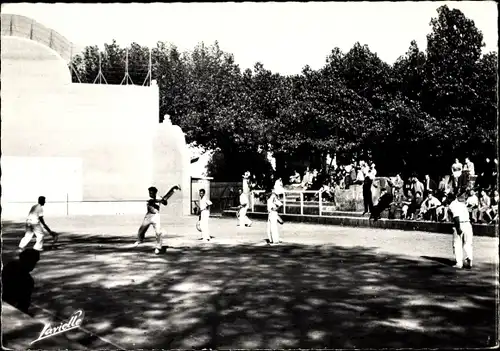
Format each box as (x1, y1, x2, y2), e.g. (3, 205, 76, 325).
(134, 185, 181, 254)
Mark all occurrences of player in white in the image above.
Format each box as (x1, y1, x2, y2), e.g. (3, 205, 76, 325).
(18, 196, 58, 252)
(199, 189, 212, 242)
(134, 187, 165, 254)
(447, 192, 474, 269)
(267, 190, 283, 245)
(237, 189, 252, 227)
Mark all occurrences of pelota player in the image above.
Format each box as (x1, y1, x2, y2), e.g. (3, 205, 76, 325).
(447, 192, 474, 269)
(134, 185, 180, 254)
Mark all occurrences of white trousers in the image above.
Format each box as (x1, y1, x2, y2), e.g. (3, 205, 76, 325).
(19, 220, 45, 251)
(453, 222, 473, 264)
(239, 206, 252, 226)
(138, 214, 162, 249)
(200, 210, 210, 240)
(267, 211, 280, 243)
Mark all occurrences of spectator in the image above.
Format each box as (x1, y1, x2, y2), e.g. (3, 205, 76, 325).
(408, 191, 424, 220)
(419, 190, 441, 222)
(423, 174, 437, 197)
(479, 157, 494, 190)
(401, 189, 414, 219)
(493, 158, 498, 189)
(411, 176, 425, 197)
(451, 170, 468, 197)
(370, 187, 394, 221)
(289, 170, 301, 185)
(2, 248, 40, 316)
(301, 167, 314, 188)
(478, 190, 492, 224)
(463, 157, 475, 176)
(403, 176, 413, 196)
(466, 189, 479, 223)
(362, 162, 377, 216)
(388, 173, 404, 203)
(438, 175, 451, 199)
(355, 166, 364, 185)
(436, 195, 450, 222)
(452, 158, 463, 178)
(490, 190, 499, 223)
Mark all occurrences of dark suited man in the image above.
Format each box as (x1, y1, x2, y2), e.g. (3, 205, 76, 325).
(451, 171, 468, 197)
(2, 248, 40, 315)
(370, 187, 394, 221)
(423, 174, 437, 197)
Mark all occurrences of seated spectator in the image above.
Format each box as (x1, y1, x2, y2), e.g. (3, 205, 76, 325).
(478, 190, 492, 224)
(301, 167, 314, 189)
(466, 189, 479, 223)
(435, 195, 449, 222)
(355, 166, 364, 185)
(419, 190, 442, 222)
(289, 170, 302, 185)
(2, 248, 40, 316)
(408, 191, 424, 220)
(370, 187, 394, 221)
(401, 189, 414, 219)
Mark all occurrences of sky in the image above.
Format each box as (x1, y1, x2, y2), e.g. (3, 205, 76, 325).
(1, 2, 498, 76)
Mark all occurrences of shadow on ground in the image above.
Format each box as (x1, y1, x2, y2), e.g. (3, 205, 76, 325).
(1, 220, 498, 349)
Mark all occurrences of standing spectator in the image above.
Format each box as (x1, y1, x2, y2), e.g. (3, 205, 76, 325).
(362, 162, 377, 216)
(301, 167, 314, 189)
(403, 176, 413, 196)
(451, 158, 463, 179)
(466, 189, 479, 223)
(289, 170, 301, 185)
(451, 171, 468, 197)
(388, 174, 404, 203)
(479, 157, 493, 190)
(423, 174, 437, 197)
(355, 165, 365, 185)
(493, 158, 498, 189)
(490, 190, 499, 223)
(438, 175, 451, 199)
(420, 191, 441, 222)
(478, 190, 491, 224)
(463, 157, 475, 176)
(411, 176, 425, 197)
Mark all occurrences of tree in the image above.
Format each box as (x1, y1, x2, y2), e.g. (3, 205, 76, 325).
(421, 5, 486, 160)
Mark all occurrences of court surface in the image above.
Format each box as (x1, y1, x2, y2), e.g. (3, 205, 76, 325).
(2, 215, 498, 349)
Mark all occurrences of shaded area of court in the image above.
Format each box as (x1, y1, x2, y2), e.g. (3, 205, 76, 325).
(1, 217, 498, 349)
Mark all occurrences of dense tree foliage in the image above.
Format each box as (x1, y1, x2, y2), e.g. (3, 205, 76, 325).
(70, 5, 497, 181)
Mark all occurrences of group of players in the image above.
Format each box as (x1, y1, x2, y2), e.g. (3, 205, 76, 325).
(16, 176, 287, 257)
(16, 175, 472, 268)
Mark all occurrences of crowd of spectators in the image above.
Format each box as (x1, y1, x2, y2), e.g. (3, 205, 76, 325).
(283, 156, 498, 225)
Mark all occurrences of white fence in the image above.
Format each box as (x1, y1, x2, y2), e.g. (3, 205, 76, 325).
(250, 189, 326, 215)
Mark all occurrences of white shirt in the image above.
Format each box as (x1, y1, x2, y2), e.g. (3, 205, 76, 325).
(267, 195, 282, 212)
(239, 193, 249, 207)
(199, 196, 212, 211)
(448, 200, 470, 222)
(466, 195, 479, 208)
(464, 161, 475, 175)
(27, 204, 44, 224)
(369, 168, 377, 180)
(422, 196, 441, 211)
